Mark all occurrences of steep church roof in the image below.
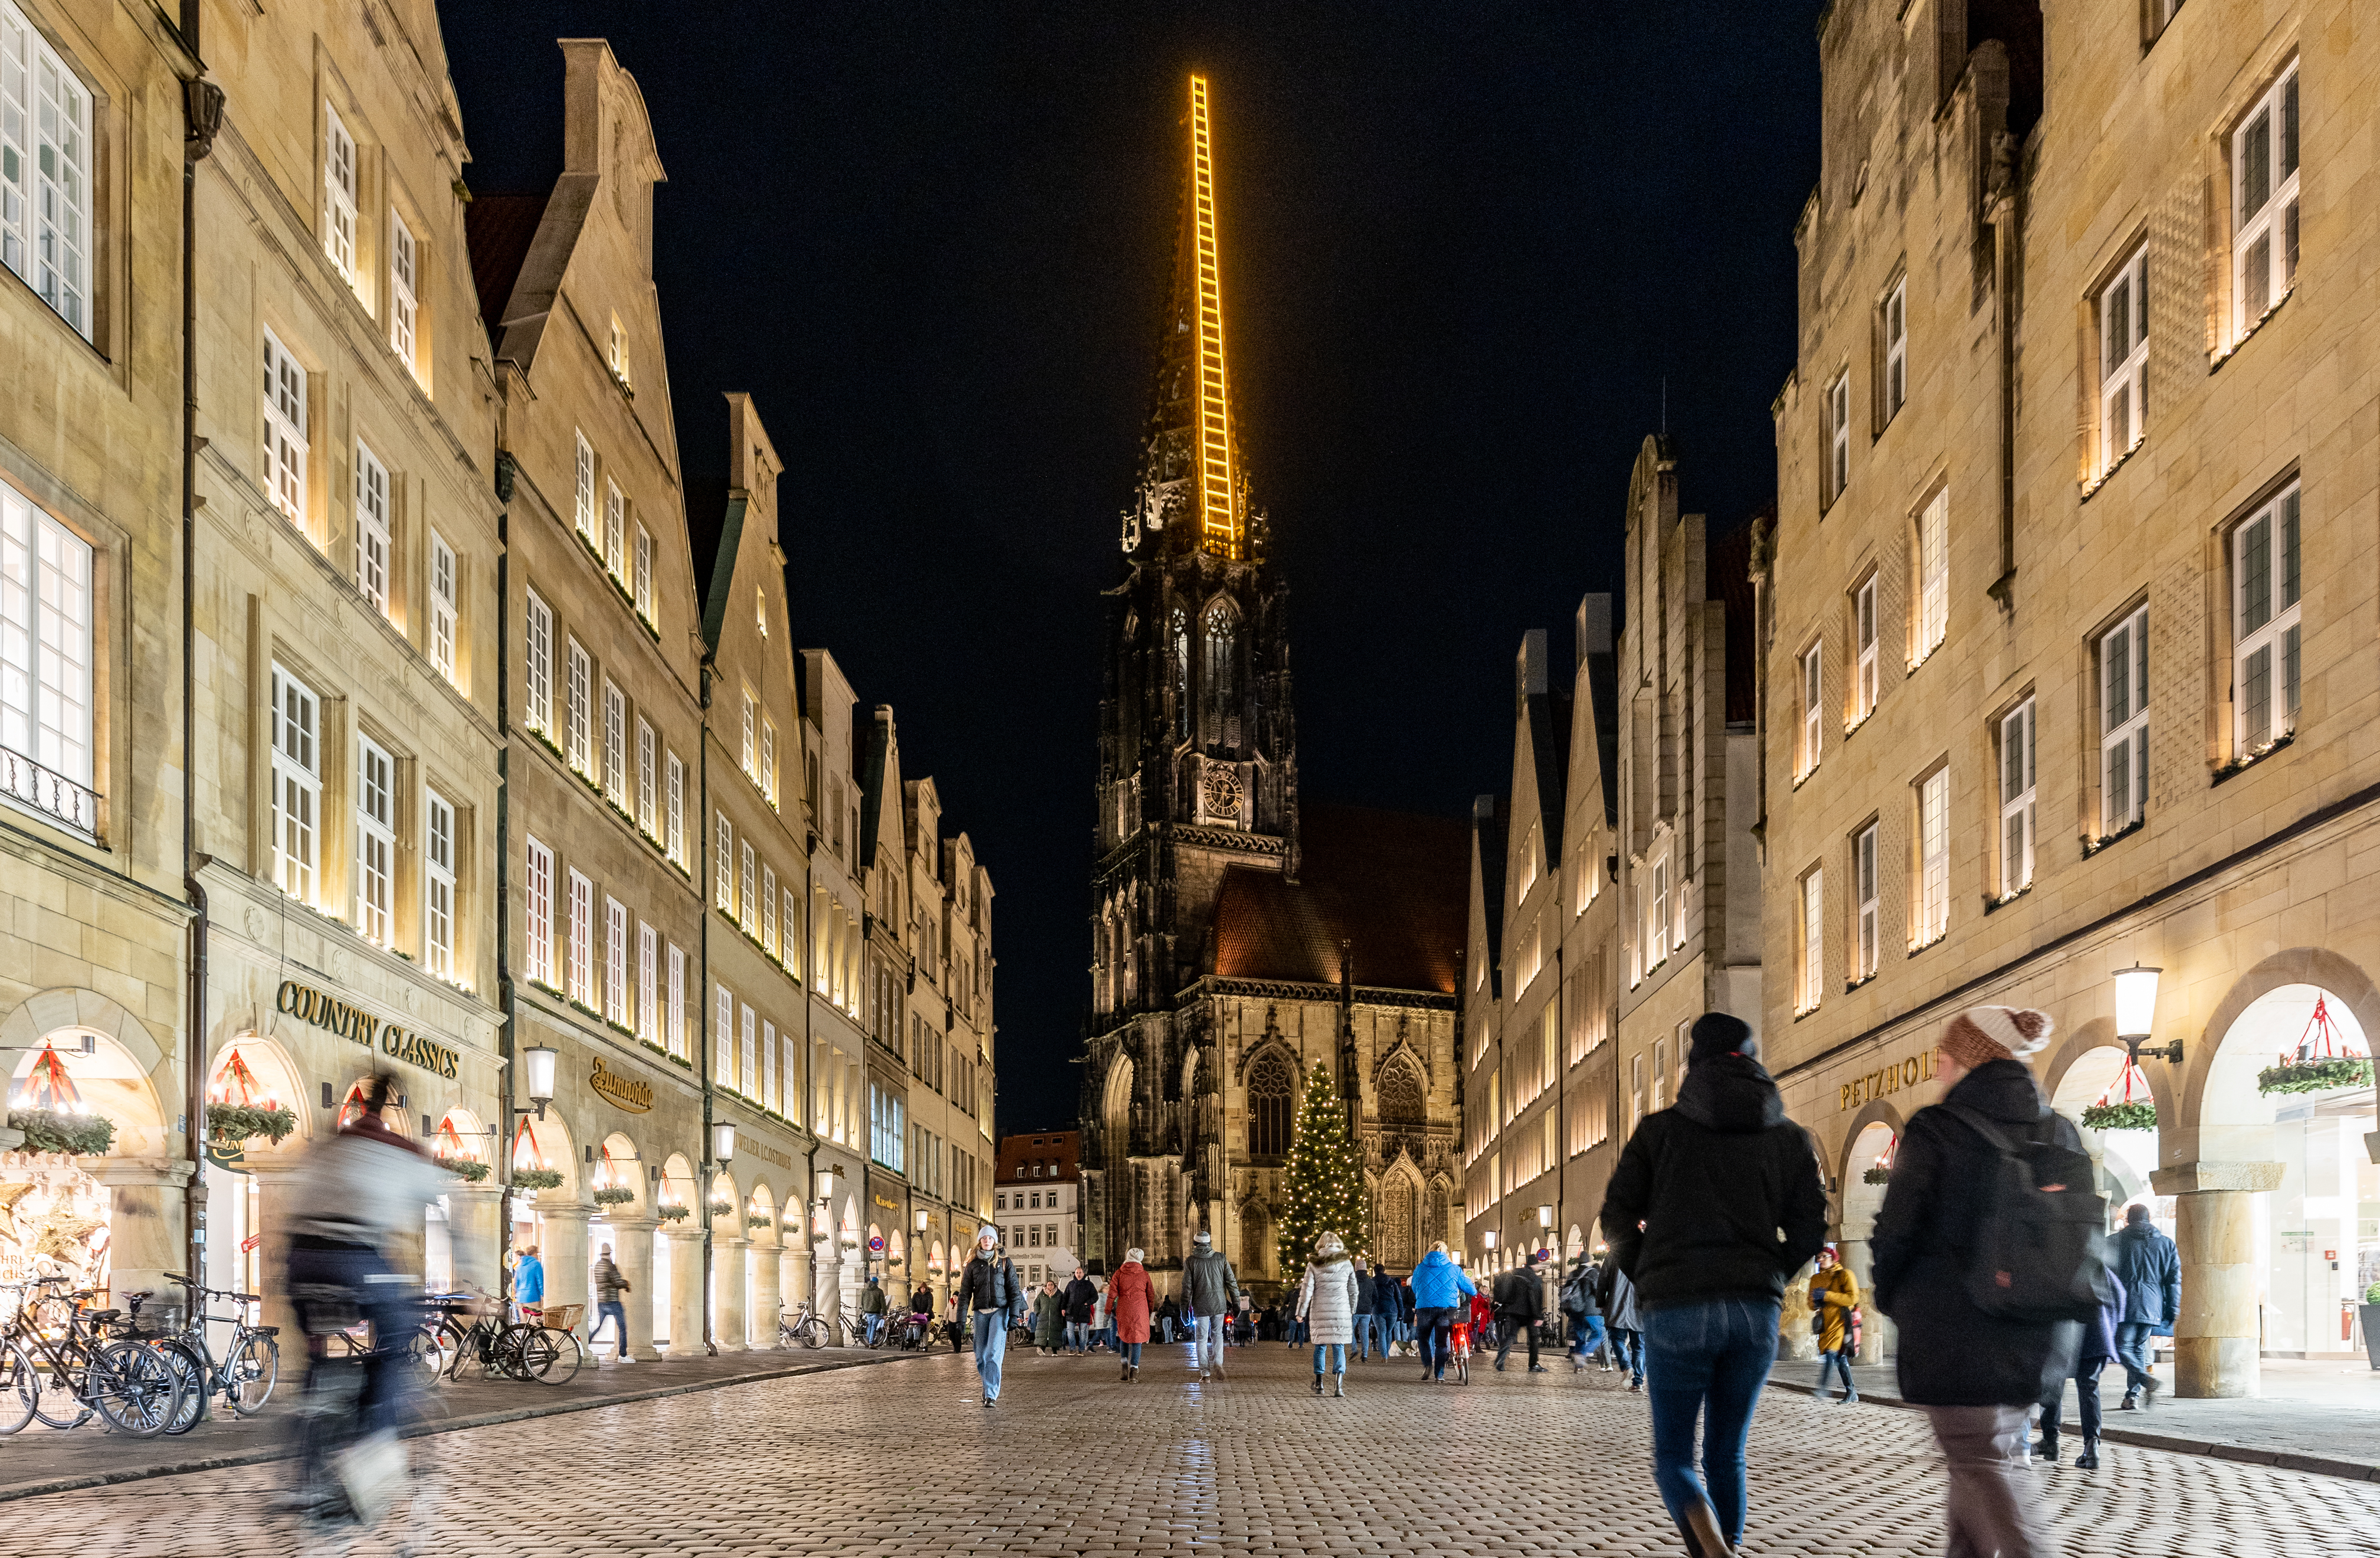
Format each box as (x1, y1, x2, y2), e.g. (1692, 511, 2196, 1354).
(1210, 803, 1467, 995)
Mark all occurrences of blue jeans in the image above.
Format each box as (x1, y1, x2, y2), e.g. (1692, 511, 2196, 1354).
(1643, 1299, 1780, 1551)
(1612, 1325, 1644, 1383)
(1570, 1314, 1607, 1360)
(971, 1311, 1008, 1399)
(1194, 1312, 1227, 1372)
(1121, 1340, 1142, 1365)
(1313, 1341, 1347, 1374)
(2115, 1321, 2156, 1397)
(591, 1300, 629, 1354)
(1414, 1306, 1459, 1376)
(1064, 1321, 1087, 1353)
(1816, 1347, 1856, 1397)
(864, 1312, 884, 1344)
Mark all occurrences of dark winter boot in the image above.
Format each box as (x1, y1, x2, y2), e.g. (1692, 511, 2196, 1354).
(2034, 1432, 2059, 1465)
(2076, 1438, 2101, 1469)
(1120, 1361, 1131, 1382)
(1312, 1372, 1323, 1395)
(1332, 1373, 1345, 1398)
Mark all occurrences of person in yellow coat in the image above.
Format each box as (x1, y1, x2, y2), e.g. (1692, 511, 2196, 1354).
(1809, 1245, 1862, 1403)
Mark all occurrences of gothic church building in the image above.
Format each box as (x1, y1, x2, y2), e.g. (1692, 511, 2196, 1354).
(1079, 77, 1467, 1295)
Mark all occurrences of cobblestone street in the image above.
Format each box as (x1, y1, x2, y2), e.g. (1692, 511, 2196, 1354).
(18, 1341, 2380, 1556)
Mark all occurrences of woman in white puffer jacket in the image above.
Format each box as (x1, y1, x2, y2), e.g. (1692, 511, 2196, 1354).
(1297, 1232, 1362, 1397)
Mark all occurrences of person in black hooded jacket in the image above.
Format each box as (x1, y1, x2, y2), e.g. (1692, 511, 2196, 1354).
(1873, 1005, 2080, 1558)
(1598, 1012, 1825, 1558)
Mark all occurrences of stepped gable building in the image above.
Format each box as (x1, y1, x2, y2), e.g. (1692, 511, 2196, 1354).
(1080, 76, 1467, 1295)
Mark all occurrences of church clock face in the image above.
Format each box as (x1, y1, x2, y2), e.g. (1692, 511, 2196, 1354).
(1202, 765, 1243, 823)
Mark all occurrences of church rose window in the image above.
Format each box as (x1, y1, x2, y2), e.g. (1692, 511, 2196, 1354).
(1247, 1051, 1292, 1158)
(1379, 1061, 1425, 1124)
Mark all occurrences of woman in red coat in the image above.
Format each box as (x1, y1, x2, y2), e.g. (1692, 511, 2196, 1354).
(1109, 1246, 1155, 1381)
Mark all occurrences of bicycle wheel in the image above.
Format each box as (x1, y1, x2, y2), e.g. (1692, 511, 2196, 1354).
(87, 1340, 183, 1438)
(29, 1358, 93, 1429)
(0, 1342, 38, 1435)
(791, 1317, 824, 1349)
(1456, 1351, 1469, 1384)
(504, 1325, 559, 1382)
(407, 1328, 450, 1388)
(529, 1328, 582, 1385)
(158, 1340, 207, 1434)
(227, 1331, 280, 1415)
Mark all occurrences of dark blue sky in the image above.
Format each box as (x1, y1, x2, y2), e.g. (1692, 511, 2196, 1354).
(440, 1, 1823, 1135)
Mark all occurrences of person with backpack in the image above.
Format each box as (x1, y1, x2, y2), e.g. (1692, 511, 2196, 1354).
(1874, 1006, 2100, 1558)
(1493, 1250, 1550, 1372)
(2110, 1203, 2179, 1409)
(1808, 1245, 1861, 1403)
(1599, 1012, 1827, 1558)
(1561, 1253, 1607, 1372)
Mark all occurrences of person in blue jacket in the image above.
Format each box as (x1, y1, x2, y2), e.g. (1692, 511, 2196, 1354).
(1407, 1240, 1477, 1383)
(2110, 1204, 2179, 1408)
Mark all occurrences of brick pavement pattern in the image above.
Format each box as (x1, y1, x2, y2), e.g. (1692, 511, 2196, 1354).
(17, 1342, 2380, 1556)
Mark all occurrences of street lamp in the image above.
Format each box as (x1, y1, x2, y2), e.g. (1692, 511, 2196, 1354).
(815, 1166, 837, 1210)
(1481, 1229, 1499, 1253)
(1536, 1204, 1554, 1232)
(2113, 964, 2182, 1065)
(520, 1044, 557, 1120)
(914, 1208, 930, 1234)
(710, 1121, 736, 1164)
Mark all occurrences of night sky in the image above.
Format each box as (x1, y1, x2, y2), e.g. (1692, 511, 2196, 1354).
(440, 2, 1823, 1136)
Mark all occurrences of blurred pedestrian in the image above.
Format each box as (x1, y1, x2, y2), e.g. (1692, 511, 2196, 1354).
(1032, 1277, 1065, 1356)
(860, 1275, 888, 1345)
(589, 1243, 631, 1362)
(1297, 1231, 1361, 1397)
(1600, 1012, 1827, 1558)
(512, 1243, 545, 1322)
(1809, 1245, 1861, 1403)
(1494, 1251, 1550, 1373)
(1184, 1229, 1241, 1379)
(1351, 1255, 1377, 1360)
(2039, 1267, 2126, 1468)
(1604, 1261, 1645, 1388)
(1561, 1253, 1606, 1372)
(1110, 1247, 1155, 1380)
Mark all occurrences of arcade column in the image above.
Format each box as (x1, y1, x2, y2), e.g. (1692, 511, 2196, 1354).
(2153, 1160, 2284, 1399)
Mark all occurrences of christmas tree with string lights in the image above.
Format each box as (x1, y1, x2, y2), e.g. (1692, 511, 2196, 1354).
(1277, 1063, 1369, 1274)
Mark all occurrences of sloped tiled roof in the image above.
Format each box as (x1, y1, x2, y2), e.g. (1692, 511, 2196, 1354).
(463, 193, 549, 338)
(1211, 803, 1467, 995)
(996, 1131, 1081, 1182)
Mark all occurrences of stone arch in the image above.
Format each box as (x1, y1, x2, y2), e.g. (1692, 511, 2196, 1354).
(1565, 1223, 1585, 1261)
(1424, 1176, 1455, 1249)
(513, 1110, 579, 1200)
(1101, 1049, 1136, 1155)
(746, 1181, 779, 1248)
(433, 1106, 491, 1177)
(1832, 1098, 1907, 1189)
(659, 1152, 698, 1219)
(204, 1034, 311, 1164)
(710, 1168, 740, 1224)
(1242, 1044, 1296, 1161)
(2, 989, 172, 1158)
(2189, 948, 2379, 1137)
(2041, 1019, 2157, 1207)
(596, 1131, 646, 1216)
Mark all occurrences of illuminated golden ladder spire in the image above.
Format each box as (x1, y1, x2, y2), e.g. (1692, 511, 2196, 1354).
(1188, 74, 1241, 560)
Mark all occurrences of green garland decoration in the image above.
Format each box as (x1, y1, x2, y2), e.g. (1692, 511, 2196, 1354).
(2079, 1100, 2158, 1133)
(512, 1167, 565, 1190)
(745, 1212, 775, 1230)
(2256, 1057, 2374, 1096)
(441, 1156, 491, 1181)
(656, 1203, 690, 1223)
(592, 1185, 635, 1207)
(206, 1104, 299, 1145)
(1860, 1165, 1892, 1186)
(8, 1109, 115, 1157)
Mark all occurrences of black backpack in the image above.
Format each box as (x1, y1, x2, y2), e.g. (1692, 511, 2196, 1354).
(1559, 1268, 1595, 1318)
(1943, 1104, 2110, 1324)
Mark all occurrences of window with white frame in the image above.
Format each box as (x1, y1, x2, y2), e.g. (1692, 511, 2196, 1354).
(262, 331, 309, 527)
(602, 679, 626, 807)
(715, 986, 735, 1085)
(523, 589, 551, 733)
(2099, 245, 2149, 475)
(637, 921, 657, 1041)
(608, 315, 630, 388)
(740, 840, 756, 926)
(270, 667, 320, 902)
(1827, 371, 1851, 503)
(716, 812, 734, 911)
(0, 2, 93, 338)
(1882, 278, 1907, 424)
(1998, 699, 2035, 899)
(355, 735, 394, 944)
(322, 104, 357, 286)
(429, 532, 457, 683)
(762, 721, 777, 806)
(756, 588, 768, 639)
(524, 836, 553, 986)
(635, 717, 655, 833)
(573, 432, 595, 544)
(353, 441, 390, 615)
(666, 751, 684, 863)
(604, 478, 625, 578)
(741, 1004, 757, 1095)
(1798, 868, 1823, 1013)
(2232, 482, 2300, 755)
(633, 524, 653, 621)
(0, 480, 94, 824)
(2097, 606, 2149, 837)
(1853, 574, 1878, 724)
(1798, 641, 1822, 779)
(605, 896, 628, 1024)
(566, 638, 591, 775)
(1853, 822, 1879, 983)
(1913, 489, 1948, 664)
(567, 868, 594, 1006)
(742, 695, 756, 779)
(388, 213, 418, 374)
(783, 888, 799, 977)
(1916, 768, 1949, 947)
(1646, 855, 1668, 968)
(424, 788, 454, 980)
(666, 942, 686, 1058)
(762, 864, 778, 954)
(2232, 61, 2299, 338)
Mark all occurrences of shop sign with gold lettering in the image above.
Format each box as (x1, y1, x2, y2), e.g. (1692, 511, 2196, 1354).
(1838, 1046, 1936, 1112)
(277, 979, 461, 1081)
(590, 1056, 652, 1114)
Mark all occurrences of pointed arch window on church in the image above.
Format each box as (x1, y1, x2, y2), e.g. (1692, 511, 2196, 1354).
(1202, 601, 1239, 749)
(1379, 1061, 1425, 1125)
(1247, 1050, 1293, 1158)
(1171, 610, 1191, 744)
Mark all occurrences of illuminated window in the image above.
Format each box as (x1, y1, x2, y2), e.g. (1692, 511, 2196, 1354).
(1915, 768, 1949, 948)
(608, 314, 631, 388)
(762, 864, 778, 954)
(0, 2, 91, 337)
(740, 840, 756, 927)
(1798, 641, 1822, 779)
(1853, 823, 1879, 983)
(634, 524, 653, 621)
(353, 442, 389, 614)
(1826, 371, 1850, 505)
(1881, 278, 1906, 424)
(2231, 483, 2300, 755)
(636, 717, 655, 833)
(2097, 246, 2148, 475)
(1797, 866, 1823, 1013)
(637, 921, 657, 1041)
(716, 812, 735, 911)
(666, 942, 686, 1057)
(269, 666, 319, 902)
(322, 105, 357, 286)
(602, 679, 627, 807)
(742, 695, 756, 778)
(716, 986, 735, 1085)
(762, 720, 777, 806)
(425, 789, 454, 980)
(605, 896, 628, 1024)
(262, 331, 309, 527)
(2231, 62, 2299, 339)
(524, 836, 552, 986)
(1998, 699, 2035, 899)
(756, 588, 768, 637)
(567, 868, 594, 1005)
(573, 432, 595, 544)
(1247, 1050, 1293, 1158)
(604, 479, 625, 579)
(523, 590, 552, 732)
(666, 751, 684, 863)
(566, 638, 591, 774)
(1913, 490, 1948, 665)
(355, 735, 393, 944)
(430, 532, 457, 684)
(2097, 607, 2149, 837)
(388, 214, 419, 375)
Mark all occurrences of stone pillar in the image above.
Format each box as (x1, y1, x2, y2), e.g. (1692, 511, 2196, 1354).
(243, 1164, 305, 1346)
(751, 1240, 783, 1347)
(715, 1235, 749, 1353)
(779, 1239, 809, 1311)
(837, 1236, 864, 1333)
(662, 1226, 705, 1356)
(445, 1187, 506, 1299)
(542, 1204, 591, 1318)
(605, 1219, 662, 1361)
(815, 1239, 845, 1341)
(2153, 1161, 2283, 1399)
(92, 1157, 194, 1321)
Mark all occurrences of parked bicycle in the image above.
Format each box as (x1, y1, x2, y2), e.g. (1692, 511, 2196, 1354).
(414, 1292, 579, 1384)
(150, 1272, 281, 1419)
(0, 1275, 186, 1436)
(778, 1300, 831, 1349)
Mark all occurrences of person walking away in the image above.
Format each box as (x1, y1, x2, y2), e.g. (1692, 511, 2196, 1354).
(1156, 1294, 1180, 1344)
(512, 1244, 546, 1323)
(1093, 1284, 1114, 1352)
(1032, 1278, 1065, 1356)
(1184, 1229, 1241, 1379)
(1369, 1265, 1399, 1357)
(589, 1244, 632, 1363)
(1494, 1251, 1551, 1372)
(2109, 1204, 2178, 1409)
(1562, 1254, 1607, 1373)
(956, 1227, 1027, 1406)
(1109, 1248, 1155, 1380)
(1874, 1006, 2101, 1558)
(1809, 1245, 1861, 1403)
(1349, 1256, 1376, 1360)
(2038, 1266, 2126, 1468)
(1600, 1013, 1827, 1558)
(860, 1275, 889, 1345)
(1602, 1260, 1646, 1389)
(1408, 1241, 1477, 1383)
(1297, 1232, 1361, 1396)
(1063, 1267, 1097, 1355)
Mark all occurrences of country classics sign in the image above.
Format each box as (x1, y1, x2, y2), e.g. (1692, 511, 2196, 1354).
(277, 979, 460, 1079)
(1838, 1046, 1938, 1112)
(589, 1056, 652, 1114)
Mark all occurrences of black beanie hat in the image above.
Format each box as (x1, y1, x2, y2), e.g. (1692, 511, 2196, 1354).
(1688, 1012, 1755, 1066)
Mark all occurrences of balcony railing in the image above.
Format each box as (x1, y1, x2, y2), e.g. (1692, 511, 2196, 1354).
(0, 746, 102, 840)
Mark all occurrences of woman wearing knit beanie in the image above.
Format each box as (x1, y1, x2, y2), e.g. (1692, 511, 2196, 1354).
(1872, 1005, 2080, 1558)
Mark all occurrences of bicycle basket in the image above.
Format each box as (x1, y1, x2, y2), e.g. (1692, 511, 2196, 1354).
(539, 1303, 583, 1331)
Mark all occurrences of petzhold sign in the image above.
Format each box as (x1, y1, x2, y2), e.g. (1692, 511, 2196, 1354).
(1838, 1046, 1938, 1111)
(277, 980, 460, 1080)
(589, 1056, 653, 1114)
